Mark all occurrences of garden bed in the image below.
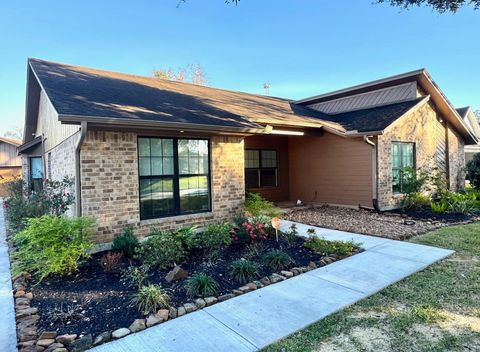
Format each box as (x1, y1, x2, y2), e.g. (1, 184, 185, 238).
(285, 205, 480, 240)
(19, 230, 361, 351)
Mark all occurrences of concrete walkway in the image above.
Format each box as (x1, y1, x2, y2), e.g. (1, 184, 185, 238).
(0, 199, 17, 352)
(90, 220, 453, 352)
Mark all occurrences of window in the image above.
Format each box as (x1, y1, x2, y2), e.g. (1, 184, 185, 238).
(29, 156, 43, 192)
(138, 137, 210, 220)
(391, 142, 415, 194)
(245, 149, 278, 188)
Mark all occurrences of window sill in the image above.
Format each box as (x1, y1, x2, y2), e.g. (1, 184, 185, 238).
(140, 211, 214, 226)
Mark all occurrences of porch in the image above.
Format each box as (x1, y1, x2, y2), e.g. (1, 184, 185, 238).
(244, 131, 375, 209)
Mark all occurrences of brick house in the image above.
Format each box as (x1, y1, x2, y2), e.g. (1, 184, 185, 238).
(19, 59, 478, 243)
(0, 137, 22, 196)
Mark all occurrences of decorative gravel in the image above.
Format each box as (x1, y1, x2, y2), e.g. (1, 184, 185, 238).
(284, 205, 477, 240)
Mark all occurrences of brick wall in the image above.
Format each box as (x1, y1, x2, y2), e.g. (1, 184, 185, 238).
(80, 131, 245, 244)
(377, 101, 466, 209)
(447, 125, 465, 191)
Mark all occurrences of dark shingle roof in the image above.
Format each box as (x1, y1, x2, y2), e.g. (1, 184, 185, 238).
(29, 59, 343, 132)
(456, 107, 470, 119)
(313, 98, 425, 132)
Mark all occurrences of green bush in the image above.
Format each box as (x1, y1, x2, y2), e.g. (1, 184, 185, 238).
(171, 225, 197, 248)
(304, 237, 358, 256)
(13, 215, 95, 282)
(184, 222, 232, 251)
(281, 224, 298, 246)
(402, 192, 432, 209)
(131, 284, 170, 315)
(244, 192, 281, 218)
(467, 153, 480, 188)
(136, 230, 186, 269)
(430, 200, 448, 214)
(4, 177, 75, 232)
(262, 250, 294, 271)
(112, 226, 139, 258)
(229, 259, 259, 284)
(186, 273, 219, 298)
(122, 265, 150, 289)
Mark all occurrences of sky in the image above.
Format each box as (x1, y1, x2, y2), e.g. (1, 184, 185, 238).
(0, 0, 479, 136)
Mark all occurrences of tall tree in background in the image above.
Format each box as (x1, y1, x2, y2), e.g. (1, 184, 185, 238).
(3, 126, 23, 141)
(377, 0, 479, 12)
(153, 64, 208, 86)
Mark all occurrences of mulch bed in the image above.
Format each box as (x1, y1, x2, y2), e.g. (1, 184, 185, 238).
(285, 205, 480, 241)
(31, 235, 333, 337)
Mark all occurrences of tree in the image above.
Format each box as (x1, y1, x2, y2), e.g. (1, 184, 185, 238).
(3, 126, 23, 141)
(153, 64, 208, 86)
(377, 0, 479, 13)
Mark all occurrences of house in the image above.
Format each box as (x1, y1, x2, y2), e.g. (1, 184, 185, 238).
(18, 58, 478, 244)
(0, 137, 22, 196)
(456, 106, 480, 164)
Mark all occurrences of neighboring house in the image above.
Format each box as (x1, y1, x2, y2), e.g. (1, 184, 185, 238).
(456, 106, 480, 164)
(0, 137, 22, 196)
(18, 59, 478, 244)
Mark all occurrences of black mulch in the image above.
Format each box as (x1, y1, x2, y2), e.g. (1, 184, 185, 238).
(31, 235, 342, 337)
(387, 206, 478, 223)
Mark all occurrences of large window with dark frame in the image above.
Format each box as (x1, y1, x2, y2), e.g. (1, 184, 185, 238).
(138, 137, 210, 220)
(29, 156, 43, 192)
(391, 142, 415, 194)
(245, 149, 278, 189)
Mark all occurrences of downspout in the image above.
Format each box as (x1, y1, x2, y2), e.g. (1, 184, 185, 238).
(75, 122, 88, 217)
(363, 135, 381, 212)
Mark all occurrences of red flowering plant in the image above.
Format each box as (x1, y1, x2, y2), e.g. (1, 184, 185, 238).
(230, 221, 268, 245)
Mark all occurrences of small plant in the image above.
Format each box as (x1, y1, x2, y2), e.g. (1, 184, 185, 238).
(430, 200, 448, 214)
(281, 224, 298, 246)
(244, 192, 281, 218)
(172, 225, 198, 248)
(122, 265, 150, 289)
(136, 230, 186, 269)
(131, 284, 171, 315)
(184, 222, 233, 251)
(243, 241, 267, 260)
(263, 250, 294, 271)
(185, 273, 219, 298)
(231, 221, 268, 244)
(99, 252, 124, 274)
(13, 215, 95, 282)
(307, 228, 316, 235)
(229, 259, 259, 284)
(112, 225, 139, 258)
(304, 237, 358, 257)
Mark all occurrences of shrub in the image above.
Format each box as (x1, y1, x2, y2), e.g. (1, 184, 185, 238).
(262, 250, 294, 271)
(131, 284, 170, 315)
(229, 259, 259, 283)
(281, 224, 298, 246)
(244, 192, 281, 218)
(231, 221, 268, 244)
(136, 230, 186, 269)
(172, 225, 198, 248)
(184, 222, 232, 251)
(467, 153, 480, 188)
(402, 192, 431, 209)
(304, 237, 358, 256)
(13, 215, 95, 282)
(186, 273, 219, 298)
(4, 177, 75, 232)
(122, 265, 150, 289)
(112, 226, 139, 258)
(99, 252, 124, 274)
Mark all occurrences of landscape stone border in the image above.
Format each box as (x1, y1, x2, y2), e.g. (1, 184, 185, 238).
(12, 252, 352, 352)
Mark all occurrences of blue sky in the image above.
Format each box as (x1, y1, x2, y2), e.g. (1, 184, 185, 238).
(0, 0, 478, 136)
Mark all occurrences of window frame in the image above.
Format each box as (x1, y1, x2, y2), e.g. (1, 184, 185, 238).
(391, 141, 416, 194)
(137, 137, 212, 220)
(244, 148, 278, 189)
(29, 156, 43, 192)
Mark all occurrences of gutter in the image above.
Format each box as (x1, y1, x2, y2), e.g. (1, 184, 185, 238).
(363, 135, 380, 212)
(74, 121, 88, 217)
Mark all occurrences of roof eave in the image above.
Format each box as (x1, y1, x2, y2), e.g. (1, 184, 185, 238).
(58, 114, 267, 135)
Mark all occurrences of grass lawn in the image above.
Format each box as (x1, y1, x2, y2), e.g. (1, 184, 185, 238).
(264, 223, 480, 352)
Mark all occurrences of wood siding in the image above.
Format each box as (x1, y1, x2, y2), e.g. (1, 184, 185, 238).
(244, 135, 290, 202)
(308, 82, 417, 114)
(288, 133, 373, 207)
(0, 141, 21, 167)
(36, 89, 79, 152)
